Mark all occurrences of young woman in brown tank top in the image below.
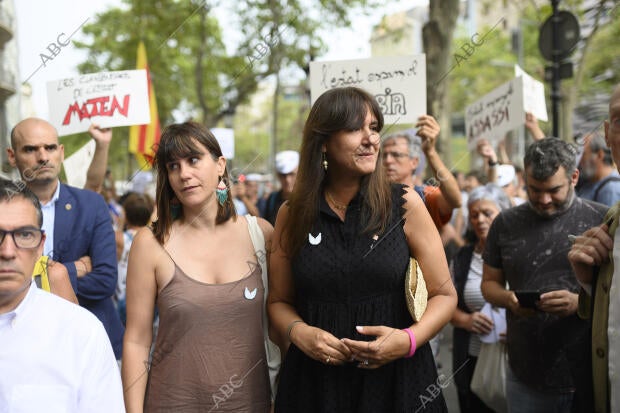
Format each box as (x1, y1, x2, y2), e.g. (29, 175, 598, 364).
(121, 122, 279, 412)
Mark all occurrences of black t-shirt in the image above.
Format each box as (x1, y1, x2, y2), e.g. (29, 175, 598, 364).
(484, 196, 607, 392)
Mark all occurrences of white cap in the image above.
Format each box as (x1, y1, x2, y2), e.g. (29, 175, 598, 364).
(275, 151, 299, 174)
(245, 173, 263, 182)
(496, 164, 516, 187)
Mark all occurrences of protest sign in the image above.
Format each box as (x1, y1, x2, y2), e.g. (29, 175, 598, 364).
(310, 55, 426, 125)
(466, 77, 525, 148)
(515, 64, 548, 121)
(62, 139, 96, 188)
(47, 70, 151, 136)
(211, 128, 234, 160)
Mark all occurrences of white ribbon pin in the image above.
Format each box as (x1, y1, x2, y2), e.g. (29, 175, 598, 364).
(244, 287, 257, 300)
(308, 232, 322, 245)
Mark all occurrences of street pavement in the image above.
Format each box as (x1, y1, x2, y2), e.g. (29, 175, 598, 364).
(437, 324, 460, 413)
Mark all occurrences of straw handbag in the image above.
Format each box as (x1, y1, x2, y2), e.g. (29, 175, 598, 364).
(405, 258, 427, 322)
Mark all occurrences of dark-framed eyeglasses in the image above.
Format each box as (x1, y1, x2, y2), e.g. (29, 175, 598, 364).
(0, 227, 44, 249)
(381, 151, 410, 160)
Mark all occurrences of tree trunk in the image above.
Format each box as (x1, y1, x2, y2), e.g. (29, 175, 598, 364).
(561, 0, 606, 142)
(196, 5, 209, 124)
(422, 0, 460, 167)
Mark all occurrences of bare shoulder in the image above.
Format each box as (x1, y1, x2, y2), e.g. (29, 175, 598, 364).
(129, 226, 171, 278)
(401, 185, 426, 211)
(255, 216, 274, 241)
(133, 226, 158, 246)
(130, 227, 162, 261)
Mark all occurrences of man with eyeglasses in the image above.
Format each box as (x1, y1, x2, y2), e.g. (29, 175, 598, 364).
(382, 115, 462, 229)
(7, 118, 123, 360)
(0, 179, 124, 412)
(569, 84, 620, 413)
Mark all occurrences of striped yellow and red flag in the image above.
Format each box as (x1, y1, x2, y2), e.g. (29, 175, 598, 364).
(129, 41, 160, 167)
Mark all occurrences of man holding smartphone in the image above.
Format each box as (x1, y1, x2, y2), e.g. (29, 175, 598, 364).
(481, 138, 607, 413)
(568, 84, 620, 413)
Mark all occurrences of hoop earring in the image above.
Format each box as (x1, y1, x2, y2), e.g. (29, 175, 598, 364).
(216, 177, 228, 206)
(322, 152, 328, 171)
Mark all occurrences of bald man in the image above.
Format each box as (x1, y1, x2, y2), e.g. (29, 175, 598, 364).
(7, 118, 124, 359)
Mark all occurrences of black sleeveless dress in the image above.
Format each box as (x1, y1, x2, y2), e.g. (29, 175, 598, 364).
(275, 185, 447, 413)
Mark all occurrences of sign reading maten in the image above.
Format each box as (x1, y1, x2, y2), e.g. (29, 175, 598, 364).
(310, 55, 426, 125)
(47, 69, 151, 136)
(465, 77, 525, 149)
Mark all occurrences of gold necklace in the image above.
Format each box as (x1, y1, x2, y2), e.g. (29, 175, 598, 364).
(326, 191, 348, 211)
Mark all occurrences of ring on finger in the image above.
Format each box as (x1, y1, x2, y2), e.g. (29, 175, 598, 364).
(363, 359, 369, 366)
(326, 355, 331, 364)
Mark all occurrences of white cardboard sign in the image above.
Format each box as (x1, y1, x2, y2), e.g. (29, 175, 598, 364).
(211, 128, 235, 160)
(62, 139, 96, 189)
(47, 69, 151, 136)
(466, 77, 525, 148)
(515, 64, 548, 122)
(310, 55, 426, 125)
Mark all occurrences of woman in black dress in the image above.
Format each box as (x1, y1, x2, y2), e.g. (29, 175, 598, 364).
(267, 87, 457, 412)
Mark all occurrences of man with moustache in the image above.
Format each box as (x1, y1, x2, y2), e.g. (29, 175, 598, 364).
(481, 138, 607, 412)
(568, 84, 620, 413)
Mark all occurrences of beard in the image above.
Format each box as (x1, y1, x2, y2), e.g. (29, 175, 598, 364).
(527, 185, 575, 218)
(578, 163, 596, 182)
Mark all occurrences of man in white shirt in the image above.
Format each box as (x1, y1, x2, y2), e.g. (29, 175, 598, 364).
(568, 84, 620, 413)
(0, 179, 124, 413)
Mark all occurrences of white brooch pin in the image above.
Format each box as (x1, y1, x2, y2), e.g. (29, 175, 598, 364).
(308, 232, 322, 245)
(244, 287, 257, 300)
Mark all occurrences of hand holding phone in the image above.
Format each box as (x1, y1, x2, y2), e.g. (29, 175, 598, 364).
(538, 290, 579, 317)
(514, 290, 541, 309)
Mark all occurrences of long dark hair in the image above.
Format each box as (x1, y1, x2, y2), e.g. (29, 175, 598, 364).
(282, 87, 392, 256)
(152, 121, 236, 245)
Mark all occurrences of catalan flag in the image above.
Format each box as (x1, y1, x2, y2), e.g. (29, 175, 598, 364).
(129, 41, 160, 167)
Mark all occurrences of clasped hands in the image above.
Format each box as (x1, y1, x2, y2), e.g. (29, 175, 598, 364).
(289, 323, 411, 369)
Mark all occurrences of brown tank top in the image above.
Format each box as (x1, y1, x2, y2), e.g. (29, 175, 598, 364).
(144, 261, 270, 412)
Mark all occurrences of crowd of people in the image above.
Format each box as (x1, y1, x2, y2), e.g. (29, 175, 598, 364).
(1, 84, 620, 413)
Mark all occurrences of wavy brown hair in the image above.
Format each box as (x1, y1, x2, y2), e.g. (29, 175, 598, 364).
(152, 121, 236, 245)
(282, 87, 392, 256)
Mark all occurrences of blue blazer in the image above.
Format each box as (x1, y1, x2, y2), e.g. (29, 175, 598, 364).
(51, 184, 124, 358)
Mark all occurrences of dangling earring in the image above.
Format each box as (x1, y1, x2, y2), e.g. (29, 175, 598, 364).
(322, 152, 328, 171)
(170, 197, 181, 219)
(216, 177, 228, 206)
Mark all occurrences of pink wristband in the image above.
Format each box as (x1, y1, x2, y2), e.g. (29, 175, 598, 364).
(403, 328, 417, 358)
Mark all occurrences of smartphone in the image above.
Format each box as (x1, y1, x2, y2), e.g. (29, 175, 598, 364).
(514, 290, 541, 308)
